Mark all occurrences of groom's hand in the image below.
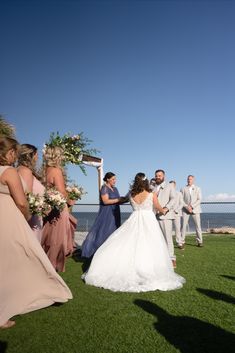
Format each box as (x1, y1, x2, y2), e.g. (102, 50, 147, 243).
(162, 207, 169, 215)
(119, 196, 129, 203)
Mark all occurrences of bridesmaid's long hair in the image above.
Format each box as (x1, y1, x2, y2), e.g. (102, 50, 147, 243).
(0, 135, 19, 165)
(130, 172, 151, 197)
(42, 146, 67, 185)
(18, 144, 37, 167)
(18, 144, 40, 177)
(43, 146, 64, 168)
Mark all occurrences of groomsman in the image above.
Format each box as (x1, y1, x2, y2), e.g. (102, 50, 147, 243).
(169, 181, 184, 249)
(152, 170, 177, 268)
(181, 175, 203, 247)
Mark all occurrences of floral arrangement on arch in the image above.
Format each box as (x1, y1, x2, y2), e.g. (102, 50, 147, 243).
(43, 131, 99, 174)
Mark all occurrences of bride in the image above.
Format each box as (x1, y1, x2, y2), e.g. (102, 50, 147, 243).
(83, 172, 185, 292)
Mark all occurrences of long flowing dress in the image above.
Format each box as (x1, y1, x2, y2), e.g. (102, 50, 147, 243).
(0, 166, 72, 326)
(81, 185, 121, 258)
(84, 193, 185, 292)
(42, 188, 75, 272)
(27, 176, 45, 243)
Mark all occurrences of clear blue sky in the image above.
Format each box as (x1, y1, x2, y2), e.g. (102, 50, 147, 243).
(1, 0, 235, 203)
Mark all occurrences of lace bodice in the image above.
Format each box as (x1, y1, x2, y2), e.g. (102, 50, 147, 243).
(130, 192, 153, 211)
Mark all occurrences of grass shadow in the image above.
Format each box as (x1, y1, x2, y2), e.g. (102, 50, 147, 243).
(220, 275, 235, 281)
(197, 288, 235, 305)
(0, 341, 7, 353)
(71, 250, 92, 272)
(134, 299, 235, 353)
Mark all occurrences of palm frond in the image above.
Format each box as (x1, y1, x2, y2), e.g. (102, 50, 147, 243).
(0, 115, 16, 138)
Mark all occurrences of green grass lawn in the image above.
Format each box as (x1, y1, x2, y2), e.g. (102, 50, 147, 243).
(1, 235, 235, 353)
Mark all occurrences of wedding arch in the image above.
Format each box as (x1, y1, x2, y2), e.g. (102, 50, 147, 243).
(82, 154, 104, 191)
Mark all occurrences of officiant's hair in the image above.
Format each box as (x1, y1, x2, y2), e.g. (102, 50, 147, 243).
(103, 172, 115, 182)
(130, 172, 151, 197)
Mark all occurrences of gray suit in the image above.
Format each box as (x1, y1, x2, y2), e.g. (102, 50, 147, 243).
(181, 185, 203, 244)
(153, 182, 176, 260)
(172, 191, 184, 245)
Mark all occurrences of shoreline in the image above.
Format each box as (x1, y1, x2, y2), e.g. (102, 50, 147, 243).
(74, 227, 235, 248)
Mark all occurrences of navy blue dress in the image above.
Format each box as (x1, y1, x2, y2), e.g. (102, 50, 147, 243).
(82, 185, 121, 258)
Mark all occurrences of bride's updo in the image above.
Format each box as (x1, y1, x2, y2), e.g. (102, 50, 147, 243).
(130, 172, 151, 197)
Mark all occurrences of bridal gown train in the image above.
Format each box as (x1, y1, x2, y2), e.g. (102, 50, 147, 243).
(84, 193, 185, 292)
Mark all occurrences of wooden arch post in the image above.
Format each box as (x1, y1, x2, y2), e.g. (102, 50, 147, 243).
(82, 154, 104, 192)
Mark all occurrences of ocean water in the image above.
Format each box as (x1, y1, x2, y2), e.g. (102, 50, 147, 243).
(73, 212, 235, 233)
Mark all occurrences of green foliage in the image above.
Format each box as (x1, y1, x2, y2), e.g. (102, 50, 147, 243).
(1, 235, 234, 353)
(44, 131, 99, 174)
(0, 115, 16, 138)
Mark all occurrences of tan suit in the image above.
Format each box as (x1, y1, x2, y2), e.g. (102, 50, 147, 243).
(154, 182, 176, 260)
(181, 185, 203, 244)
(172, 191, 184, 245)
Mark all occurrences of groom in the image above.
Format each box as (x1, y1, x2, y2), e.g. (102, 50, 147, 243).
(152, 170, 177, 268)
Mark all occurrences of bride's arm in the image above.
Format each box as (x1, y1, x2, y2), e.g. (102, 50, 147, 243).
(101, 193, 121, 205)
(152, 192, 167, 215)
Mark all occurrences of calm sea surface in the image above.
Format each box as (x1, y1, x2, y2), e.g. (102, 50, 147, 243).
(73, 212, 235, 232)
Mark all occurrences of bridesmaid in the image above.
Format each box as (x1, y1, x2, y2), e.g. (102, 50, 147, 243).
(17, 144, 45, 243)
(41, 146, 76, 272)
(0, 136, 72, 329)
(82, 172, 127, 258)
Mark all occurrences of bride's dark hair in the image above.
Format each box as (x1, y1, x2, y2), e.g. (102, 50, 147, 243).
(130, 172, 151, 197)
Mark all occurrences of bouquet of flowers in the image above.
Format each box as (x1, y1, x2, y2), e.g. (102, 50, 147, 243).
(66, 184, 86, 200)
(44, 187, 67, 212)
(26, 192, 51, 217)
(43, 131, 99, 174)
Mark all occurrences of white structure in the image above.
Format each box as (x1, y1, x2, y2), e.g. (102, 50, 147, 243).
(82, 155, 104, 191)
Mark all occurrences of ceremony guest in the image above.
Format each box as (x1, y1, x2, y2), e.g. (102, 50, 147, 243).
(181, 175, 203, 247)
(169, 180, 184, 249)
(152, 170, 177, 268)
(17, 143, 45, 243)
(82, 172, 127, 258)
(42, 146, 76, 272)
(0, 136, 72, 329)
(83, 173, 185, 292)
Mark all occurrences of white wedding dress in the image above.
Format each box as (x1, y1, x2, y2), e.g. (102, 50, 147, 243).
(84, 193, 185, 292)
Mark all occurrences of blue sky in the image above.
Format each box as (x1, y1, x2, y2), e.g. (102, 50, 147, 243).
(1, 0, 235, 203)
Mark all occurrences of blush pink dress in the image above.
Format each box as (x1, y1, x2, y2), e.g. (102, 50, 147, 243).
(0, 166, 72, 326)
(27, 176, 45, 243)
(42, 185, 77, 272)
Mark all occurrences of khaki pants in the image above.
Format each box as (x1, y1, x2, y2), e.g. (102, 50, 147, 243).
(158, 219, 176, 260)
(181, 212, 203, 244)
(173, 216, 183, 245)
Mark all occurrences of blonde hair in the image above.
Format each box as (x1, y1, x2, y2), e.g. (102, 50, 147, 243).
(0, 135, 19, 165)
(42, 146, 66, 185)
(43, 146, 64, 167)
(18, 144, 38, 170)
